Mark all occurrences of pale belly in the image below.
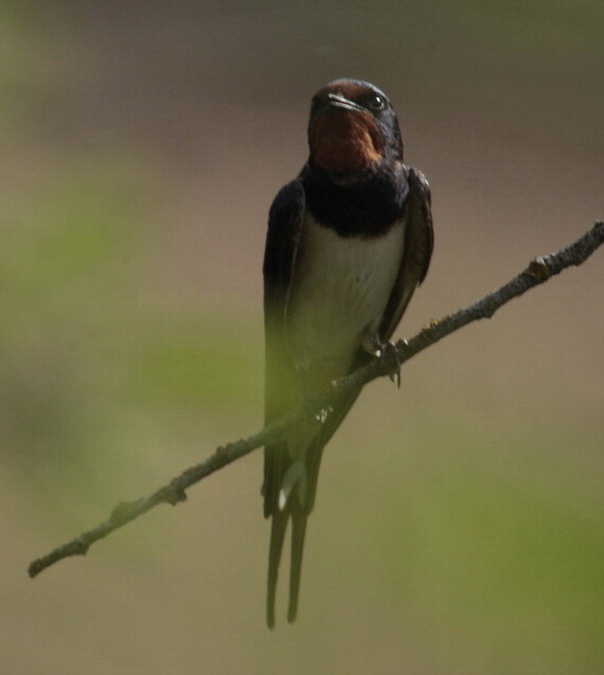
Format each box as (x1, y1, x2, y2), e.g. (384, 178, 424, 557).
(287, 214, 405, 382)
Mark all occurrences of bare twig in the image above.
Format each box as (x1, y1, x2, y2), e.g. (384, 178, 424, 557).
(28, 221, 604, 579)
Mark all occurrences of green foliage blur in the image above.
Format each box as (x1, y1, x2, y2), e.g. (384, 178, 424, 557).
(2, 2, 603, 674)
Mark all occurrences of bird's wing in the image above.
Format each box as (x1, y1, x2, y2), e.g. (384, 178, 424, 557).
(263, 179, 306, 628)
(263, 180, 369, 627)
(379, 167, 434, 341)
(263, 179, 306, 517)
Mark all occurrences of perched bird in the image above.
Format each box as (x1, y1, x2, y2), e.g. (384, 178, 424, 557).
(262, 78, 433, 628)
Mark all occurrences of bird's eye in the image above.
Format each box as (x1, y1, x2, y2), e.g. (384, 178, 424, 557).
(366, 94, 385, 112)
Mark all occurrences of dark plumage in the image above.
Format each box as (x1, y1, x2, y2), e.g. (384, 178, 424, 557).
(262, 79, 433, 627)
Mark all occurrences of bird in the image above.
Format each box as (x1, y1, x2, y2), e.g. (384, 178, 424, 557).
(262, 78, 433, 628)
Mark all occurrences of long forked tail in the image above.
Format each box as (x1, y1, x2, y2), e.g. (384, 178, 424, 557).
(264, 377, 365, 627)
(288, 511, 308, 623)
(266, 508, 288, 629)
(266, 506, 309, 628)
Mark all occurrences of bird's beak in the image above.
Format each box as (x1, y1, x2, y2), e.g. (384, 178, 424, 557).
(326, 93, 367, 114)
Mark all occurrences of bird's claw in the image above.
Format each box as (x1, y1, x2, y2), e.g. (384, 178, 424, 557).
(380, 341, 402, 388)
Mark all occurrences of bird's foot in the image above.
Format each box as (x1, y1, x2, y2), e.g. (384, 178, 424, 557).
(379, 340, 403, 388)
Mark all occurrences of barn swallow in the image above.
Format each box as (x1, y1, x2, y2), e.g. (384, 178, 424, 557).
(262, 78, 433, 627)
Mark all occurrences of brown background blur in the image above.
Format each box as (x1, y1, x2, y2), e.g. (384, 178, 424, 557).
(2, 2, 603, 673)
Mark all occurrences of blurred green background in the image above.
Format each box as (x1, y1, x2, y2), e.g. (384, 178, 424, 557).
(2, 2, 603, 673)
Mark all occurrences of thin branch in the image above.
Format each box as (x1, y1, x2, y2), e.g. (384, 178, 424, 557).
(28, 221, 604, 579)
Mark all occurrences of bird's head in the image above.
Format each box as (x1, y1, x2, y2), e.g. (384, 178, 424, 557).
(307, 79, 404, 174)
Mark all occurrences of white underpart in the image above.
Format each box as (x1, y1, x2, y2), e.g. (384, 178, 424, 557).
(287, 213, 406, 381)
